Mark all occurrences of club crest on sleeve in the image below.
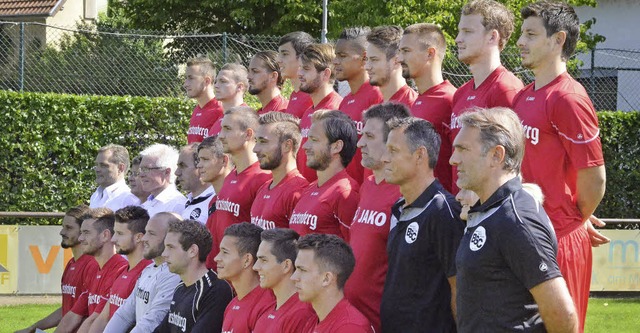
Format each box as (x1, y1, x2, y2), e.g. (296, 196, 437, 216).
(405, 222, 419, 244)
(469, 226, 486, 251)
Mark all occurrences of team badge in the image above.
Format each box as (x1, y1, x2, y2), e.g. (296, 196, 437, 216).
(190, 208, 201, 220)
(469, 226, 486, 251)
(405, 222, 419, 244)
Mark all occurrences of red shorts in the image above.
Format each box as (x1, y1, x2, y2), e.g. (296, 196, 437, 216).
(557, 225, 591, 333)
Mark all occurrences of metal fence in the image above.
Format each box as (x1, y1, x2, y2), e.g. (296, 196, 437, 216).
(0, 21, 637, 111)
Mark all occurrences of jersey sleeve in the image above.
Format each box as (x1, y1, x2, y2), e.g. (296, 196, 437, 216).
(430, 197, 465, 278)
(104, 291, 136, 333)
(335, 187, 360, 241)
(70, 261, 99, 316)
(129, 271, 181, 333)
(191, 281, 234, 333)
(549, 92, 604, 169)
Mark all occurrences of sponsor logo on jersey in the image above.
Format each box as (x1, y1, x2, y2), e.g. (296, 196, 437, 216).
(232, 305, 240, 310)
(405, 222, 419, 244)
(301, 127, 310, 138)
(526, 96, 535, 102)
(450, 113, 463, 130)
(109, 293, 127, 308)
(88, 293, 102, 306)
(168, 311, 188, 332)
(290, 211, 318, 230)
(355, 121, 363, 135)
(347, 99, 356, 105)
(354, 208, 387, 227)
(216, 198, 241, 217)
(466, 95, 476, 101)
(539, 262, 548, 272)
(189, 208, 202, 220)
(135, 286, 150, 304)
(61, 284, 77, 298)
(187, 126, 209, 138)
(251, 216, 276, 230)
(521, 122, 540, 145)
(469, 226, 486, 251)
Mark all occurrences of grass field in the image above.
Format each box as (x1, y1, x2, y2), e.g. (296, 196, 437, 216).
(1, 298, 639, 332)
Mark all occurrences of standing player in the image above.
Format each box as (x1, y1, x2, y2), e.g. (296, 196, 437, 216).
(196, 136, 232, 196)
(335, 27, 383, 184)
(216, 223, 276, 333)
(16, 205, 97, 333)
(176, 143, 214, 224)
(296, 43, 343, 182)
(139, 144, 186, 217)
(155, 219, 233, 333)
(87, 206, 153, 333)
(206, 106, 272, 269)
(345, 102, 409, 332)
(450, 0, 524, 193)
(380, 118, 464, 333)
(514, 2, 606, 330)
(184, 57, 224, 142)
(57, 208, 128, 333)
(400, 23, 457, 192)
(104, 213, 182, 333)
(250, 112, 309, 229)
(289, 110, 359, 240)
(215, 63, 249, 111)
(366, 25, 417, 106)
(248, 50, 289, 114)
(277, 31, 315, 118)
(253, 229, 317, 333)
(291, 234, 373, 333)
(451, 107, 578, 332)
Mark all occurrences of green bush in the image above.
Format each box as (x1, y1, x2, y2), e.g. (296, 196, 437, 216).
(0, 90, 193, 224)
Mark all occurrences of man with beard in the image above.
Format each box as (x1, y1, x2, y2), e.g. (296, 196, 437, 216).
(184, 57, 224, 143)
(365, 26, 417, 106)
(176, 143, 214, 224)
(277, 31, 315, 118)
(250, 112, 309, 229)
(289, 110, 359, 240)
(296, 43, 343, 182)
(86, 206, 153, 332)
(90, 144, 139, 211)
(103, 213, 182, 333)
(16, 205, 97, 333)
(56, 208, 128, 333)
(248, 51, 289, 114)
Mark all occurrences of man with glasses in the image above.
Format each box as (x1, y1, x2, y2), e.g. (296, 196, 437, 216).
(139, 144, 186, 217)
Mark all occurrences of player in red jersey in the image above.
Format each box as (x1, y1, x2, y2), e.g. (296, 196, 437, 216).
(290, 110, 359, 240)
(514, 2, 607, 330)
(16, 205, 97, 333)
(400, 23, 457, 192)
(216, 63, 248, 111)
(184, 57, 224, 142)
(345, 102, 410, 332)
(253, 229, 317, 333)
(277, 32, 315, 119)
(292, 234, 374, 333)
(296, 43, 343, 182)
(365, 26, 417, 106)
(86, 206, 153, 332)
(251, 112, 309, 229)
(207, 107, 272, 268)
(450, 0, 524, 193)
(249, 50, 289, 114)
(216, 223, 276, 333)
(57, 208, 128, 333)
(335, 27, 383, 184)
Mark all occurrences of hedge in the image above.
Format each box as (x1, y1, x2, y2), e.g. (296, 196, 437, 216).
(0, 92, 637, 224)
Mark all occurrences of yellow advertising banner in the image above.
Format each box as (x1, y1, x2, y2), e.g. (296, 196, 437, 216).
(0, 226, 19, 293)
(591, 229, 640, 291)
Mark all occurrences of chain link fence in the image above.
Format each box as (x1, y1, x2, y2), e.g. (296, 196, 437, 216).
(0, 21, 637, 111)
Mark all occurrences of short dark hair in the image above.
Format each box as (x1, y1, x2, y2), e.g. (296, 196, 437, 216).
(462, 0, 515, 51)
(297, 234, 355, 290)
(260, 228, 300, 264)
(168, 219, 211, 263)
(181, 142, 200, 165)
(65, 204, 90, 227)
(363, 102, 412, 141)
(252, 50, 284, 88)
(131, 155, 142, 166)
(258, 111, 302, 154)
(278, 31, 315, 55)
(98, 144, 130, 173)
(299, 43, 336, 81)
(115, 205, 149, 234)
(521, 1, 580, 60)
(82, 207, 116, 235)
(367, 25, 403, 60)
(338, 27, 371, 53)
(387, 117, 440, 169)
(224, 106, 260, 131)
(198, 135, 225, 159)
(224, 222, 263, 264)
(312, 110, 358, 168)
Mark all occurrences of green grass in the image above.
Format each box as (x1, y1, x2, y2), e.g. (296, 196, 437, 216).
(0, 298, 639, 332)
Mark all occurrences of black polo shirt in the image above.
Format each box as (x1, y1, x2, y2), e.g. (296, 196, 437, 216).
(456, 177, 562, 332)
(381, 179, 464, 333)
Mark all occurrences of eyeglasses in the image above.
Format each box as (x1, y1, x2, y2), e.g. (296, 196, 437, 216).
(139, 166, 166, 174)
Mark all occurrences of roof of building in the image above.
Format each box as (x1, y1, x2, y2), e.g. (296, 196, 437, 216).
(0, 0, 65, 17)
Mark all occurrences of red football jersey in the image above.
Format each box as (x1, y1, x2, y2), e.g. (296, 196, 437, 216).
(285, 90, 313, 119)
(80, 254, 128, 316)
(296, 91, 343, 182)
(410, 80, 457, 192)
(312, 298, 374, 333)
(388, 84, 418, 107)
(250, 170, 309, 229)
(107, 259, 153, 318)
(221, 286, 276, 333)
(345, 175, 400, 332)
(205, 196, 219, 270)
(449, 66, 523, 193)
(188, 98, 224, 143)
(514, 72, 604, 237)
(62, 254, 99, 316)
(257, 94, 289, 115)
(253, 293, 317, 333)
(289, 169, 360, 240)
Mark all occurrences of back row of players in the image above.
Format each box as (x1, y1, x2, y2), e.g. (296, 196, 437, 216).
(20, 1, 605, 332)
